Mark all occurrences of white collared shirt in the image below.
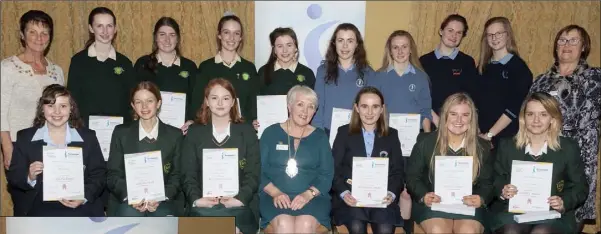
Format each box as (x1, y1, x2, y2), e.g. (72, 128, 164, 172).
(214, 53, 241, 68)
(449, 138, 466, 152)
(525, 142, 548, 157)
(87, 42, 117, 62)
(157, 53, 181, 67)
(212, 122, 231, 143)
(274, 61, 298, 73)
(139, 119, 159, 141)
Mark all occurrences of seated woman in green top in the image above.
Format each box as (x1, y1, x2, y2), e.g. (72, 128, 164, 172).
(259, 85, 334, 234)
(106, 81, 184, 216)
(489, 92, 588, 234)
(189, 14, 259, 122)
(406, 92, 493, 234)
(253, 27, 316, 131)
(181, 78, 260, 234)
(133, 17, 197, 134)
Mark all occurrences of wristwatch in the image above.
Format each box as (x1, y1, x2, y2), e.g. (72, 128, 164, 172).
(308, 188, 317, 197)
(486, 132, 495, 139)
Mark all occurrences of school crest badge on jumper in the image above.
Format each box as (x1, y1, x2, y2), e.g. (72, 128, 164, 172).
(379, 150, 389, 158)
(556, 180, 564, 192)
(356, 78, 365, 87)
(452, 69, 462, 76)
(239, 158, 247, 169)
(163, 162, 171, 173)
(297, 74, 305, 82)
(114, 66, 124, 75)
(179, 71, 189, 78)
(502, 70, 509, 79)
(408, 84, 416, 92)
(242, 72, 250, 81)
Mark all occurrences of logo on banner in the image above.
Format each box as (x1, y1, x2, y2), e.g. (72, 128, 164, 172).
(304, 4, 339, 72)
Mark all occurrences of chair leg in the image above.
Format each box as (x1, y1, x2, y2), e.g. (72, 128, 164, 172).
(403, 219, 413, 234)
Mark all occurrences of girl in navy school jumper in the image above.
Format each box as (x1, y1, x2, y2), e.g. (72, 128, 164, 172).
(475, 17, 533, 148)
(418, 14, 479, 128)
(312, 23, 376, 137)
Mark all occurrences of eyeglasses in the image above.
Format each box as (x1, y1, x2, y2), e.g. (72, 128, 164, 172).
(486, 31, 506, 40)
(557, 38, 581, 46)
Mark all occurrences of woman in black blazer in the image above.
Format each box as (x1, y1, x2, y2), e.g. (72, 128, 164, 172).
(7, 84, 106, 216)
(331, 86, 404, 234)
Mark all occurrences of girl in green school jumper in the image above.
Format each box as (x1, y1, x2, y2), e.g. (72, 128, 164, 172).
(253, 27, 316, 131)
(406, 93, 493, 234)
(67, 7, 135, 126)
(489, 92, 588, 234)
(134, 17, 197, 133)
(189, 14, 259, 122)
(181, 78, 260, 234)
(106, 81, 184, 217)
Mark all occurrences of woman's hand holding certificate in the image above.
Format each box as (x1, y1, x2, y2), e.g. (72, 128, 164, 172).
(422, 192, 442, 207)
(220, 197, 244, 208)
(195, 197, 220, 208)
(462, 195, 483, 208)
(28, 161, 43, 181)
(343, 193, 357, 206)
(548, 196, 564, 213)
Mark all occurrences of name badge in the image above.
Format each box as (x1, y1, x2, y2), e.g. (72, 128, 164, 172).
(276, 144, 289, 151)
(549, 91, 558, 96)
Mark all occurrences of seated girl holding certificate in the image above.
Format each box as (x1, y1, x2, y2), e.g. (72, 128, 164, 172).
(181, 78, 260, 234)
(331, 86, 404, 234)
(259, 85, 334, 234)
(489, 92, 588, 234)
(106, 81, 184, 216)
(7, 84, 106, 216)
(406, 92, 493, 233)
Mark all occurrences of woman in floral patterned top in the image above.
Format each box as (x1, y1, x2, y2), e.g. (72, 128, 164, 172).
(529, 24, 601, 225)
(0, 10, 65, 216)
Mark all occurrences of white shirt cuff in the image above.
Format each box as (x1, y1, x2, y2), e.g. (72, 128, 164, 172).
(27, 176, 36, 187)
(387, 191, 396, 201)
(340, 190, 350, 199)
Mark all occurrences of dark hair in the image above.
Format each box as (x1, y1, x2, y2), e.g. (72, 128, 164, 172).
(130, 81, 163, 120)
(196, 78, 244, 125)
(33, 84, 84, 129)
(145, 17, 181, 73)
(440, 14, 469, 37)
(216, 15, 244, 52)
(324, 23, 369, 85)
(264, 27, 299, 85)
(348, 86, 389, 137)
(84, 7, 117, 49)
(553, 24, 591, 62)
(19, 10, 54, 55)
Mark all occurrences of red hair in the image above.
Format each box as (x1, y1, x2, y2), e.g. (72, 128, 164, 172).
(196, 78, 244, 125)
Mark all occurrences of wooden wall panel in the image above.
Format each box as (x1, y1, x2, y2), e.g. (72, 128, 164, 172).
(365, 1, 601, 76)
(0, 1, 255, 81)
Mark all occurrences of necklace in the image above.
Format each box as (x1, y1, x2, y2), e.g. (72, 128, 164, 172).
(286, 121, 306, 178)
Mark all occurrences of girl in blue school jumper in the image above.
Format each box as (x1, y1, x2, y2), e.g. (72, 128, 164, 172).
(312, 23, 376, 137)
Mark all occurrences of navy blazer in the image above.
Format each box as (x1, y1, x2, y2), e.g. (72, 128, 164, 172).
(331, 124, 405, 207)
(7, 126, 107, 216)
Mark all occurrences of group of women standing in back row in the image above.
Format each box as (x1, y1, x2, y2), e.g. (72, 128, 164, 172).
(1, 6, 599, 234)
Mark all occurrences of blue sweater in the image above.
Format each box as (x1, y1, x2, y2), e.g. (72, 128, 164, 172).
(312, 63, 376, 133)
(375, 64, 432, 125)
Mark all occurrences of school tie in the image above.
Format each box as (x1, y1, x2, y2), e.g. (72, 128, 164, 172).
(142, 137, 156, 143)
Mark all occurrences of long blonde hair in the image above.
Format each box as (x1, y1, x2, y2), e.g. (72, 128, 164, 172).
(478, 17, 519, 74)
(430, 93, 482, 182)
(378, 30, 424, 72)
(514, 92, 563, 150)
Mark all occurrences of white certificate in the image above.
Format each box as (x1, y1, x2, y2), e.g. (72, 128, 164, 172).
(202, 148, 239, 197)
(88, 116, 123, 161)
(434, 156, 473, 204)
(509, 160, 553, 213)
(388, 113, 420, 156)
(158, 91, 186, 128)
(257, 95, 288, 138)
(329, 108, 352, 147)
(42, 146, 85, 201)
(124, 151, 166, 204)
(352, 157, 389, 208)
